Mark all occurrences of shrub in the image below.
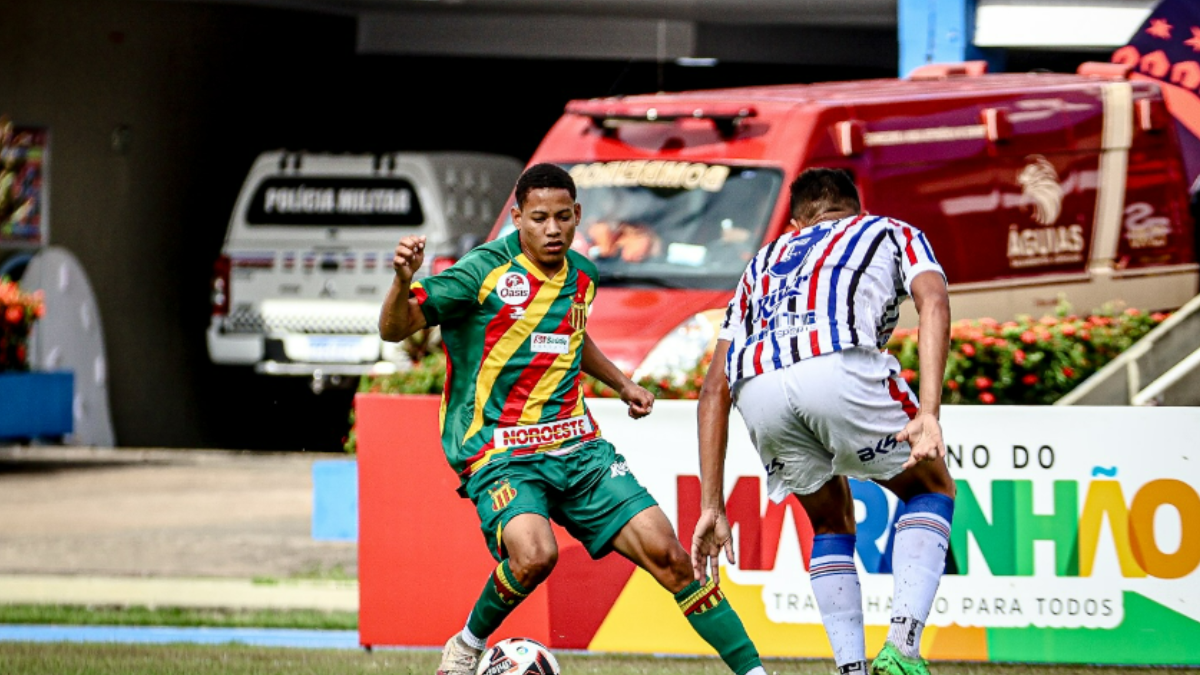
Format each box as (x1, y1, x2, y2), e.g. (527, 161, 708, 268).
(0, 276, 45, 372)
(342, 351, 446, 453)
(885, 303, 1167, 405)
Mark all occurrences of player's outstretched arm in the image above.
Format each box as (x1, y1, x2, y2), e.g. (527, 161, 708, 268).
(581, 333, 653, 418)
(379, 235, 429, 342)
(897, 270, 950, 468)
(692, 339, 736, 584)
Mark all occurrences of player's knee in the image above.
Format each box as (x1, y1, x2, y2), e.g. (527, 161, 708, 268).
(508, 545, 558, 587)
(652, 543, 694, 590)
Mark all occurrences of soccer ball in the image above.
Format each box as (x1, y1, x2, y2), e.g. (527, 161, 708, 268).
(474, 637, 561, 675)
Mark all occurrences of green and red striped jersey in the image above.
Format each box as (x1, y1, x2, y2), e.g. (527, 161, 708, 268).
(411, 232, 601, 484)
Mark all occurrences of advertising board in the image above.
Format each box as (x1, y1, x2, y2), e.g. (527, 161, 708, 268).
(356, 396, 1200, 665)
(0, 123, 48, 247)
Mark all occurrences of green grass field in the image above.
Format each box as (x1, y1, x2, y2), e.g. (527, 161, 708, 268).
(0, 643, 1193, 675)
(0, 606, 1195, 675)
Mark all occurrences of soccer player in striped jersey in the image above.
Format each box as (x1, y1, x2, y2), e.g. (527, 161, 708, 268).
(380, 163, 767, 675)
(691, 168, 956, 675)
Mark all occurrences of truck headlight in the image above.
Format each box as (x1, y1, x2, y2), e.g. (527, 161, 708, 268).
(632, 310, 724, 384)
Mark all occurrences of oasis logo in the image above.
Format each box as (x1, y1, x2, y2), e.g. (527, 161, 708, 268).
(857, 435, 899, 463)
(497, 272, 531, 306)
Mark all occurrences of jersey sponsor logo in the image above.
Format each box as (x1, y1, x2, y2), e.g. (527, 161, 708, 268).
(494, 415, 594, 449)
(531, 332, 570, 354)
(488, 479, 518, 512)
(497, 272, 531, 306)
(769, 229, 823, 277)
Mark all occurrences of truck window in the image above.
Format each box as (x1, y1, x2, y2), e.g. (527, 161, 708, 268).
(245, 177, 425, 227)
(499, 162, 783, 290)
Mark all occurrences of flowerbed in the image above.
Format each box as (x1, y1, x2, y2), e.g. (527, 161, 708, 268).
(0, 276, 45, 371)
(890, 306, 1166, 405)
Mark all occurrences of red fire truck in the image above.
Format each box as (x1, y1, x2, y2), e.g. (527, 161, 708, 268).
(490, 61, 1198, 380)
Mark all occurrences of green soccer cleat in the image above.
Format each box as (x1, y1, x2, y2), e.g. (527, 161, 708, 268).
(870, 642, 931, 675)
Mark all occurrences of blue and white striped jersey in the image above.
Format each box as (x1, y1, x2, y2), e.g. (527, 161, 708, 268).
(718, 214, 945, 387)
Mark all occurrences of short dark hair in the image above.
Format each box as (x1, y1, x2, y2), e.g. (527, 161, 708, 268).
(514, 163, 576, 208)
(789, 168, 861, 223)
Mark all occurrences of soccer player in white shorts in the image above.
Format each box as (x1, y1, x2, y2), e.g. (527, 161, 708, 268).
(691, 168, 955, 675)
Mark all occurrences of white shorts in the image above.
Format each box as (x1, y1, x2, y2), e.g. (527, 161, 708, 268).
(732, 347, 919, 502)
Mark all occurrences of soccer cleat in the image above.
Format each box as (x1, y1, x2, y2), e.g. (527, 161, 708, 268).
(870, 642, 931, 675)
(435, 634, 482, 675)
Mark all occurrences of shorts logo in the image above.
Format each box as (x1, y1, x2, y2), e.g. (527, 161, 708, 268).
(610, 460, 629, 478)
(857, 435, 899, 463)
(765, 457, 784, 476)
(497, 272, 531, 306)
(488, 480, 518, 512)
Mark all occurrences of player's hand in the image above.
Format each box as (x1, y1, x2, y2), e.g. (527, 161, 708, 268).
(392, 235, 426, 283)
(897, 412, 945, 470)
(620, 383, 654, 419)
(691, 508, 735, 585)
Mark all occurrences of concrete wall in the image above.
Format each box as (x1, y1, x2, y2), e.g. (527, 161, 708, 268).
(0, 0, 890, 450)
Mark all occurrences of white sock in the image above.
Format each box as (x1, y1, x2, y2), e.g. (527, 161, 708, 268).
(459, 624, 486, 651)
(809, 534, 865, 669)
(887, 493, 954, 658)
(744, 667, 769, 675)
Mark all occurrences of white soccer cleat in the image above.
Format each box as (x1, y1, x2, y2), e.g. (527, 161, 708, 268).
(435, 634, 482, 675)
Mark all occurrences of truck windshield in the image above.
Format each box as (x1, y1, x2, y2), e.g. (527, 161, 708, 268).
(500, 162, 783, 289)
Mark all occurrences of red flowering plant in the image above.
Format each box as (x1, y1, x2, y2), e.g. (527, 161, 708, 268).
(0, 276, 45, 372)
(886, 302, 1167, 405)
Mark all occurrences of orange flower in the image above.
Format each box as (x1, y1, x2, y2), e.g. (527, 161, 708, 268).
(1022, 373, 1038, 386)
(979, 392, 996, 404)
(1061, 324, 1076, 336)
(1062, 366, 1075, 379)
(5, 305, 23, 324)
(1014, 349, 1026, 365)
(975, 376, 993, 390)
(961, 343, 976, 357)
(1020, 331, 1037, 344)
(946, 380, 960, 391)
(900, 369, 916, 383)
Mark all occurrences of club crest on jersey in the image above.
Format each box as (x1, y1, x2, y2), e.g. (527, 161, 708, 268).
(769, 229, 824, 277)
(497, 272, 531, 306)
(569, 301, 587, 331)
(488, 480, 518, 512)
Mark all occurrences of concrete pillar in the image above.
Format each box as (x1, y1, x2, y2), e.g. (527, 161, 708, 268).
(898, 0, 1006, 77)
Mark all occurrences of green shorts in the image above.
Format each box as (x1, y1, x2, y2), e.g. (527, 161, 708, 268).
(464, 439, 658, 562)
